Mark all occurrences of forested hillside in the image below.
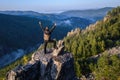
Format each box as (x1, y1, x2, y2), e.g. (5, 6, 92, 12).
(0, 14, 42, 55)
(64, 6, 120, 79)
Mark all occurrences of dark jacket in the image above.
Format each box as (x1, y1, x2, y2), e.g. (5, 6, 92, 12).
(40, 24, 56, 41)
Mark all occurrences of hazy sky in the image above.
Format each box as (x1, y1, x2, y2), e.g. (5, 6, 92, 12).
(0, 0, 120, 13)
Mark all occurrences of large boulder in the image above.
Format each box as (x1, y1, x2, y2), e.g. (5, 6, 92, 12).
(6, 40, 77, 80)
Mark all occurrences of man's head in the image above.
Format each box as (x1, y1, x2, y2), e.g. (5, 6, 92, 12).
(45, 27, 49, 30)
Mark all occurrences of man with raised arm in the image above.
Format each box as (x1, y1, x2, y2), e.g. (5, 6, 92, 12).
(39, 21, 57, 54)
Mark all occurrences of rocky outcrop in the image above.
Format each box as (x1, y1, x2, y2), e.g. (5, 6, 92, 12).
(67, 28, 81, 37)
(6, 40, 77, 80)
(89, 46, 120, 60)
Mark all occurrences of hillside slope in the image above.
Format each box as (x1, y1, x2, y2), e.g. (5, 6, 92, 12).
(64, 6, 120, 79)
(0, 13, 42, 56)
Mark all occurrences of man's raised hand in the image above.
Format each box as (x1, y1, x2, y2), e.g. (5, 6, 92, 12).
(39, 21, 41, 25)
(54, 23, 56, 26)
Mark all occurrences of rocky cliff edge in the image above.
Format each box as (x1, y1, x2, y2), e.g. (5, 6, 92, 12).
(6, 40, 77, 80)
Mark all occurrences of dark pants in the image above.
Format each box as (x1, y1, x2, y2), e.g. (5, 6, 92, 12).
(44, 39, 56, 53)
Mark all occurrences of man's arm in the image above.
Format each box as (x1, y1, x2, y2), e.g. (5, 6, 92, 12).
(39, 21, 44, 32)
(50, 23, 56, 32)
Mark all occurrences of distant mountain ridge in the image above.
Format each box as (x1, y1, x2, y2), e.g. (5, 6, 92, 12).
(0, 10, 93, 28)
(0, 7, 113, 30)
(0, 7, 113, 22)
(61, 7, 113, 17)
(0, 11, 67, 21)
(0, 11, 40, 16)
(61, 7, 113, 22)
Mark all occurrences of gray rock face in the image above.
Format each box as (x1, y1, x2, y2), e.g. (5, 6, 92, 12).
(6, 40, 76, 80)
(89, 46, 120, 60)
